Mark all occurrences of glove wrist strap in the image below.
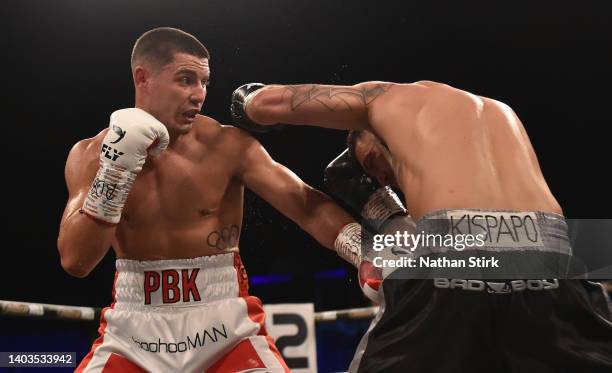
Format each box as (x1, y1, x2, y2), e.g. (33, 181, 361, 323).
(82, 162, 136, 224)
(242, 88, 263, 122)
(361, 186, 407, 232)
(334, 222, 363, 268)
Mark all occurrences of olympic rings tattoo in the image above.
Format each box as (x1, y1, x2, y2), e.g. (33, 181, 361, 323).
(207, 225, 240, 251)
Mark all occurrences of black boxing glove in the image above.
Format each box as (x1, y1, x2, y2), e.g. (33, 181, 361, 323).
(324, 148, 407, 232)
(328, 148, 417, 299)
(230, 83, 284, 133)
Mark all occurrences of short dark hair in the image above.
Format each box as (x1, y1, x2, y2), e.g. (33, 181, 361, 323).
(131, 27, 210, 71)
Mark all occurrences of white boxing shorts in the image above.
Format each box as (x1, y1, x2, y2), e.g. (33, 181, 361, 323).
(76, 252, 289, 373)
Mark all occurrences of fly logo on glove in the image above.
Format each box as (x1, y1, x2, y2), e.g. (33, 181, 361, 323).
(82, 108, 169, 224)
(101, 144, 125, 162)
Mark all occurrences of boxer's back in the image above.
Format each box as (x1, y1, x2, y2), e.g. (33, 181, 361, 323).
(81, 115, 246, 260)
(371, 82, 562, 219)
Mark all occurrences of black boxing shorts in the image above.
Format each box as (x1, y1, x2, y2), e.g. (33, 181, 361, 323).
(350, 209, 612, 373)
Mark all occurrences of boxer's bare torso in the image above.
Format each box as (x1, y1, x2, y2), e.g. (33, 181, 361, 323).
(60, 80, 353, 276)
(369, 82, 562, 219)
(67, 115, 251, 261)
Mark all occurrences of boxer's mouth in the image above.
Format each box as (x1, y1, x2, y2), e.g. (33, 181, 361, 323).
(183, 109, 199, 121)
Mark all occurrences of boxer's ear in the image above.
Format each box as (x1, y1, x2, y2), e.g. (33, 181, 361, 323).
(133, 66, 151, 89)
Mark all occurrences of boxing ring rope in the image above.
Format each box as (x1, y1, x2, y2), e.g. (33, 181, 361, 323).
(0, 300, 100, 321)
(0, 300, 378, 323)
(3, 282, 611, 321)
(315, 306, 379, 322)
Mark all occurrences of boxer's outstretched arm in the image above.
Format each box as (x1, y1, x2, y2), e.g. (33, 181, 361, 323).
(239, 137, 354, 250)
(245, 82, 395, 130)
(57, 136, 115, 278)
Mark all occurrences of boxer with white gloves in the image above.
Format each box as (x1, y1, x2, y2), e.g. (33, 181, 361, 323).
(82, 108, 169, 224)
(58, 28, 361, 373)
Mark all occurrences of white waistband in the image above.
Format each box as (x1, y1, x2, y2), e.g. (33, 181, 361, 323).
(113, 253, 242, 311)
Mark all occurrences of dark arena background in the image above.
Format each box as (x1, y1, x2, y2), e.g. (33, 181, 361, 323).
(1, 1, 611, 372)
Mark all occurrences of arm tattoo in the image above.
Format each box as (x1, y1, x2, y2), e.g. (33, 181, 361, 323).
(283, 84, 389, 111)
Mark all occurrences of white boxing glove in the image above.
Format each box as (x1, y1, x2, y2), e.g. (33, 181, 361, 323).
(334, 223, 382, 303)
(359, 259, 383, 303)
(82, 108, 169, 224)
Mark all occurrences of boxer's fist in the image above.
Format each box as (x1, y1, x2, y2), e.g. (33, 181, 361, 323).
(230, 83, 284, 133)
(101, 108, 169, 173)
(359, 259, 383, 303)
(324, 148, 379, 215)
(82, 108, 169, 224)
(325, 149, 406, 232)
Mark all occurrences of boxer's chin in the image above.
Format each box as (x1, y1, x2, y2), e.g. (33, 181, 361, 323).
(174, 115, 194, 133)
(176, 122, 193, 134)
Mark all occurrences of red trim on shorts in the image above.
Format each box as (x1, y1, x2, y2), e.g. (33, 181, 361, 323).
(233, 253, 249, 297)
(102, 353, 146, 373)
(245, 296, 268, 336)
(206, 338, 266, 373)
(265, 335, 291, 372)
(111, 271, 118, 302)
(75, 272, 119, 372)
(75, 307, 109, 373)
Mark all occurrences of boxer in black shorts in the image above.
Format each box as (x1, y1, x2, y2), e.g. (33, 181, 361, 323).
(230, 80, 612, 372)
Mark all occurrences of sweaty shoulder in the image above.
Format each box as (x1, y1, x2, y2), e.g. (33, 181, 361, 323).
(192, 114, 251, 142)
(191, 114, 257, 155)
(190, 115, 263, 180)
(369, 81, 447, 110)
(64, 129, 108, 194)
(367, 82, 435, 128)
(68, 129, 108, 162)
(375, 81, 485, 116)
